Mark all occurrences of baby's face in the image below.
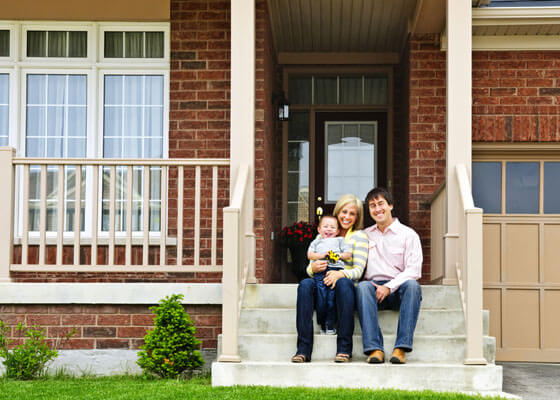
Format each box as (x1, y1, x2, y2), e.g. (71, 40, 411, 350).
(318, 217, 339, 239)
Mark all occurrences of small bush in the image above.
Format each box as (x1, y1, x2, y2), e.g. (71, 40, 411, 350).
(0, 320, 60, 380)
(137, 294, 204, 378)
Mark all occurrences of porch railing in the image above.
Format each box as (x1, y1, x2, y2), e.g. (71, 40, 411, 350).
(218, 164, 254, 362)
(455, 163, 487, 365)
(0, 147, 230, 278)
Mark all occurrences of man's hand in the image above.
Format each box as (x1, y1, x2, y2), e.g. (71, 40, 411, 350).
(372, 282, 390, 303)
(324, 270, 345, 289)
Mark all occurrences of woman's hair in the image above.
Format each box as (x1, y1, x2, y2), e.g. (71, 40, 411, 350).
(333, 194, 364, 231)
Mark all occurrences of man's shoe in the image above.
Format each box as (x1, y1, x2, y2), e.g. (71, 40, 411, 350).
(366, 350, 385, 364)
(390, 348, 406, 364)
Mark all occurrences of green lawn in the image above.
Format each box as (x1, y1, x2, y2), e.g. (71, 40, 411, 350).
(0, 376, 505, 400)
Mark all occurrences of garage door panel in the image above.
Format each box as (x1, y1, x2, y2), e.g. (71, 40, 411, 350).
(504, 224, 539, 283)
(544, 225, 560, 284)
(543, 290, 560, 349)
(503, 289, 540, 349)
(483, 288, 502, 348)
(483, 224, 501, 283)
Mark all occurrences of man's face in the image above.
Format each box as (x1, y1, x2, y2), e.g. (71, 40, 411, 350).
(317, 217, 339, 238)
(368, 195, 393, 226)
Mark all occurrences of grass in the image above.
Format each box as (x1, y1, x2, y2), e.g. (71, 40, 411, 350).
(0, 375, 506, 400)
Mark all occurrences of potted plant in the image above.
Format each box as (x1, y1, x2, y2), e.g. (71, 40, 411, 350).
(279, 221, 316, 282)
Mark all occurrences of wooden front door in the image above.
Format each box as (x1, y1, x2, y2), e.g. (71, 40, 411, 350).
(314, 112, 386, 226)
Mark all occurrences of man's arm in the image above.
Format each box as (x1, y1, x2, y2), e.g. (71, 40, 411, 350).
(384, 231, 423, 293)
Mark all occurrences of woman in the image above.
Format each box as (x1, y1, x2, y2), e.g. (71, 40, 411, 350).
(291, 194, 368, 363)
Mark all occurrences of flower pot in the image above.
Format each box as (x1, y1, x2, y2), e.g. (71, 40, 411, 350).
(288, 245, 309, 282)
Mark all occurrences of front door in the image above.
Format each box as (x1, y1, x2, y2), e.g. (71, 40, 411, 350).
(314, 112, 386, 227)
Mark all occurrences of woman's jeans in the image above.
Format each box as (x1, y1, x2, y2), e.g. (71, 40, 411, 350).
(356, 279, 422, 355)
(296, 277, 355, 360)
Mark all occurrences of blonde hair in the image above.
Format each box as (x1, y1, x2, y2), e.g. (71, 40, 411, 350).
(333, 194, 364, 231)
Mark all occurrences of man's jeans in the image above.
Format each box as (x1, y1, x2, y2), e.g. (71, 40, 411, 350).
(356, 279, 422, 355)
(296, 277, 355, 360)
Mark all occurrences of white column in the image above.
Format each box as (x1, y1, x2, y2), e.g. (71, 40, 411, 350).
(230, 0, 256, 283)
(0, 147, 15, 282)
(444, 0, 472, 284)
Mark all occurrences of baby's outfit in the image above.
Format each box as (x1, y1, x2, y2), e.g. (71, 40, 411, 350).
(307, 236, 351, 333)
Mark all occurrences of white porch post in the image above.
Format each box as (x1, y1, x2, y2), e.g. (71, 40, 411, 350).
(230, 0, 256, 284)
(444, 0, 472, 285)
(0, 147, 15, 282)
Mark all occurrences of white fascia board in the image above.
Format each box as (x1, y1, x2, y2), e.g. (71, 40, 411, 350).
(0, 283, 222, 304)
(441, 34, 560, 50)
(472, 7, 560, 26)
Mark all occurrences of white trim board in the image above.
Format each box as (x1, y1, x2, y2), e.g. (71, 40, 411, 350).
(441, 34, 560, 50)
(0, 283, 222, 304)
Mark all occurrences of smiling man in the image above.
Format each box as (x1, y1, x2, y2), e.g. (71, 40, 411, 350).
(356, 187, 423, 364)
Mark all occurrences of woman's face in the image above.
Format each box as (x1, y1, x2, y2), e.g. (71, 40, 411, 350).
(337, 203, 358, 232)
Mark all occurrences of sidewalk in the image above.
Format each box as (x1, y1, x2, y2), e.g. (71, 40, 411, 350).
(500, 362, 560, 400)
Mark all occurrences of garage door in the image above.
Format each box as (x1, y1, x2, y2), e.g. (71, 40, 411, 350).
(473, 152, 560, 362)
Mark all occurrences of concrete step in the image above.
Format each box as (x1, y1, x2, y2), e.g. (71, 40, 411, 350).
(219, 333, 496, 363)
(243, 284, 462, 310)
(239, 308, 490, 336)
(212, 361, 503, 392)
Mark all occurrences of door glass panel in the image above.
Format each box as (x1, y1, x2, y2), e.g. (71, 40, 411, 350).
(544, 162, 560, 214)
(473, 162, 502, 214)
(506, 162, 539, 214)
(326, 122, 376, 203)
(314, 77, 337, 105)
(287, 112, 309, 224)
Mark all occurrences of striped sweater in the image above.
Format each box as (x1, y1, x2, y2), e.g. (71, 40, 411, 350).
(306, 228, 368, 282)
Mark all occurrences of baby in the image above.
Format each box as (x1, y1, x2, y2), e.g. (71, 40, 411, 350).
(307, 215, 351, 334)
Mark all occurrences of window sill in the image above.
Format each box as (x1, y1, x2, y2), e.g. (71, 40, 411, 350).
(13, 234, 178, 246)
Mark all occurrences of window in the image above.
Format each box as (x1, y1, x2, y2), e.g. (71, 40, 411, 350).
(288, 74, 388, 105)
(0, 21, 169, 236)
(27, 30, 87, 58)
(473, 158, 560, 215)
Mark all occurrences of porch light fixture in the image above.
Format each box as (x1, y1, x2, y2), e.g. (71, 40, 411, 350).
(273, 92, 290, 121)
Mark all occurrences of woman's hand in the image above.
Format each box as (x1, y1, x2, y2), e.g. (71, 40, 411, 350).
(324, 270, 345, 289)
(311, 260, 328, 273)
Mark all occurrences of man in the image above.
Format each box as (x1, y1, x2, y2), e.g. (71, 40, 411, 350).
(356, 187, 422, 364)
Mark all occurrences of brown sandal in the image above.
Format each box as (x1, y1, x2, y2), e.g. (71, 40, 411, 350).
(334, 353, 351, 363)
(291, 354, 308, 363)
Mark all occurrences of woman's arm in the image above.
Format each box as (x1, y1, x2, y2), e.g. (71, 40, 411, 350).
(341, 230, 368, 281)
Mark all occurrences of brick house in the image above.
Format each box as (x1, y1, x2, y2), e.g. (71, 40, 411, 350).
(0, 0, 558, 391)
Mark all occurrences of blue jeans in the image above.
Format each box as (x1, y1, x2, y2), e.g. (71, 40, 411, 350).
(314, 267, 342, 330)
(356, 279, 422, 355)
(295, 277, 355, 360)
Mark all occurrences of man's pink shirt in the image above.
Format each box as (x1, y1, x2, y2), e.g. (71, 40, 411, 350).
(363, 218, 423, 293)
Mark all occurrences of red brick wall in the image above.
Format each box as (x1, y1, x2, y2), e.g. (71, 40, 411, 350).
(407, 34, 446, 281)
(0, 304, 221, 350)
(473, 50, 560, 141)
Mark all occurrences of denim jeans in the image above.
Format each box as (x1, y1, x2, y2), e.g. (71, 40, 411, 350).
(356, 279, 422, 355)
(295, 276, 355, 360)
(314, 267, 342, 331)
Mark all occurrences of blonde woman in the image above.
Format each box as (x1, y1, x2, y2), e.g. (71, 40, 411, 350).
(291, 194, 368, 363)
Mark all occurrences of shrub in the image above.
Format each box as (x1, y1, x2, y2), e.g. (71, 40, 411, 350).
(137, 294, 204, 378)
(0, 320, 59, 380)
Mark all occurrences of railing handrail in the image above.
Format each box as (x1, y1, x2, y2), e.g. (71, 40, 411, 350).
(218, 163, 251, 363)
(455, 163, 487, 365)
(12, 157, 230, 166)
(456, 164, 476, 211)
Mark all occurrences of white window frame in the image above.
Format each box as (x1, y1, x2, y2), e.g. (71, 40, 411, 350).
(0, 20, 170, 243)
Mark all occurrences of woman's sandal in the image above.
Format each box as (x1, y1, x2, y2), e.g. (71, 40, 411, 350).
(291, 354, 308, 363)
(334, 353, 351, 363)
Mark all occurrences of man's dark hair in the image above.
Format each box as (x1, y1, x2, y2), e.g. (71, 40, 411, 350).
(365, 187, 393, 206)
